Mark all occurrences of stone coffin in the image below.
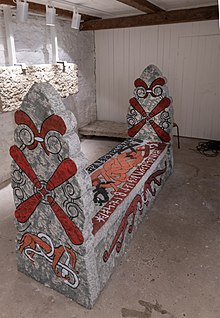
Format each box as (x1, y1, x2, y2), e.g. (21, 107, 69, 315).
(10, 64, 173, 308)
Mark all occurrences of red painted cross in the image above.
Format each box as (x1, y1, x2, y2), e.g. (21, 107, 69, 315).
(128, 97, 171, 142)
(10, 145, 84, 245)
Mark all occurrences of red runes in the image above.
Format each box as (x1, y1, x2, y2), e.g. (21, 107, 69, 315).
(128, 97, 171, 142)
(10, 145, 84, 245)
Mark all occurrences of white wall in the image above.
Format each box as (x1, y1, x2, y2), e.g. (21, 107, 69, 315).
(0, 12, 96, 184)
(95, 20, 220, 140)
(0, 13, 96, 127)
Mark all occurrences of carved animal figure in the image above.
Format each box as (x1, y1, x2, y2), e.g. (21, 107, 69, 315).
(18, 233, 77, 279)
(91, 145, 150, 193)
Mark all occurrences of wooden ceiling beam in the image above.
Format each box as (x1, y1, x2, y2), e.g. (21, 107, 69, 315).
(0, 0, 101, 22)
(81, 5, 219, 30)
(117, 0, 164, 13)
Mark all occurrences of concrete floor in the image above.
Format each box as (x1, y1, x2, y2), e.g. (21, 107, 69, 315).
(0, 137, 219, 318)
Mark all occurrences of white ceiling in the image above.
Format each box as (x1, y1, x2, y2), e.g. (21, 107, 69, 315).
(26, 0, 219, 18)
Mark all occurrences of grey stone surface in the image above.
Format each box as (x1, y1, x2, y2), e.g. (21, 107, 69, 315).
(0, 111, 15, 184)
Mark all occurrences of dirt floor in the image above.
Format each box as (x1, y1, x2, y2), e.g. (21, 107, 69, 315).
(0, 137, 219, 318)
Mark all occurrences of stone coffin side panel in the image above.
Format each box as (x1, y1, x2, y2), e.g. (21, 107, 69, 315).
(10, 83, 100, 309)
(0, 63, 78, 112)
(88, 139, 167, 222)
(94, 154, 172, 290)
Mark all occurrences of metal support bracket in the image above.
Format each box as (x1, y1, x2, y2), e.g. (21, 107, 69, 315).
(14, 63, 27, 74)
(57, 61, 67, 72)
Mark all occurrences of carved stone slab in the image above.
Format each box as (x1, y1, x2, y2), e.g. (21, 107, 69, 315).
(127, 64, 173, 142)
(92, 151, 170, 291)
(10, 65, 174, 309)
(79, 120, 128, 138)
(10, 83, 99, 308)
